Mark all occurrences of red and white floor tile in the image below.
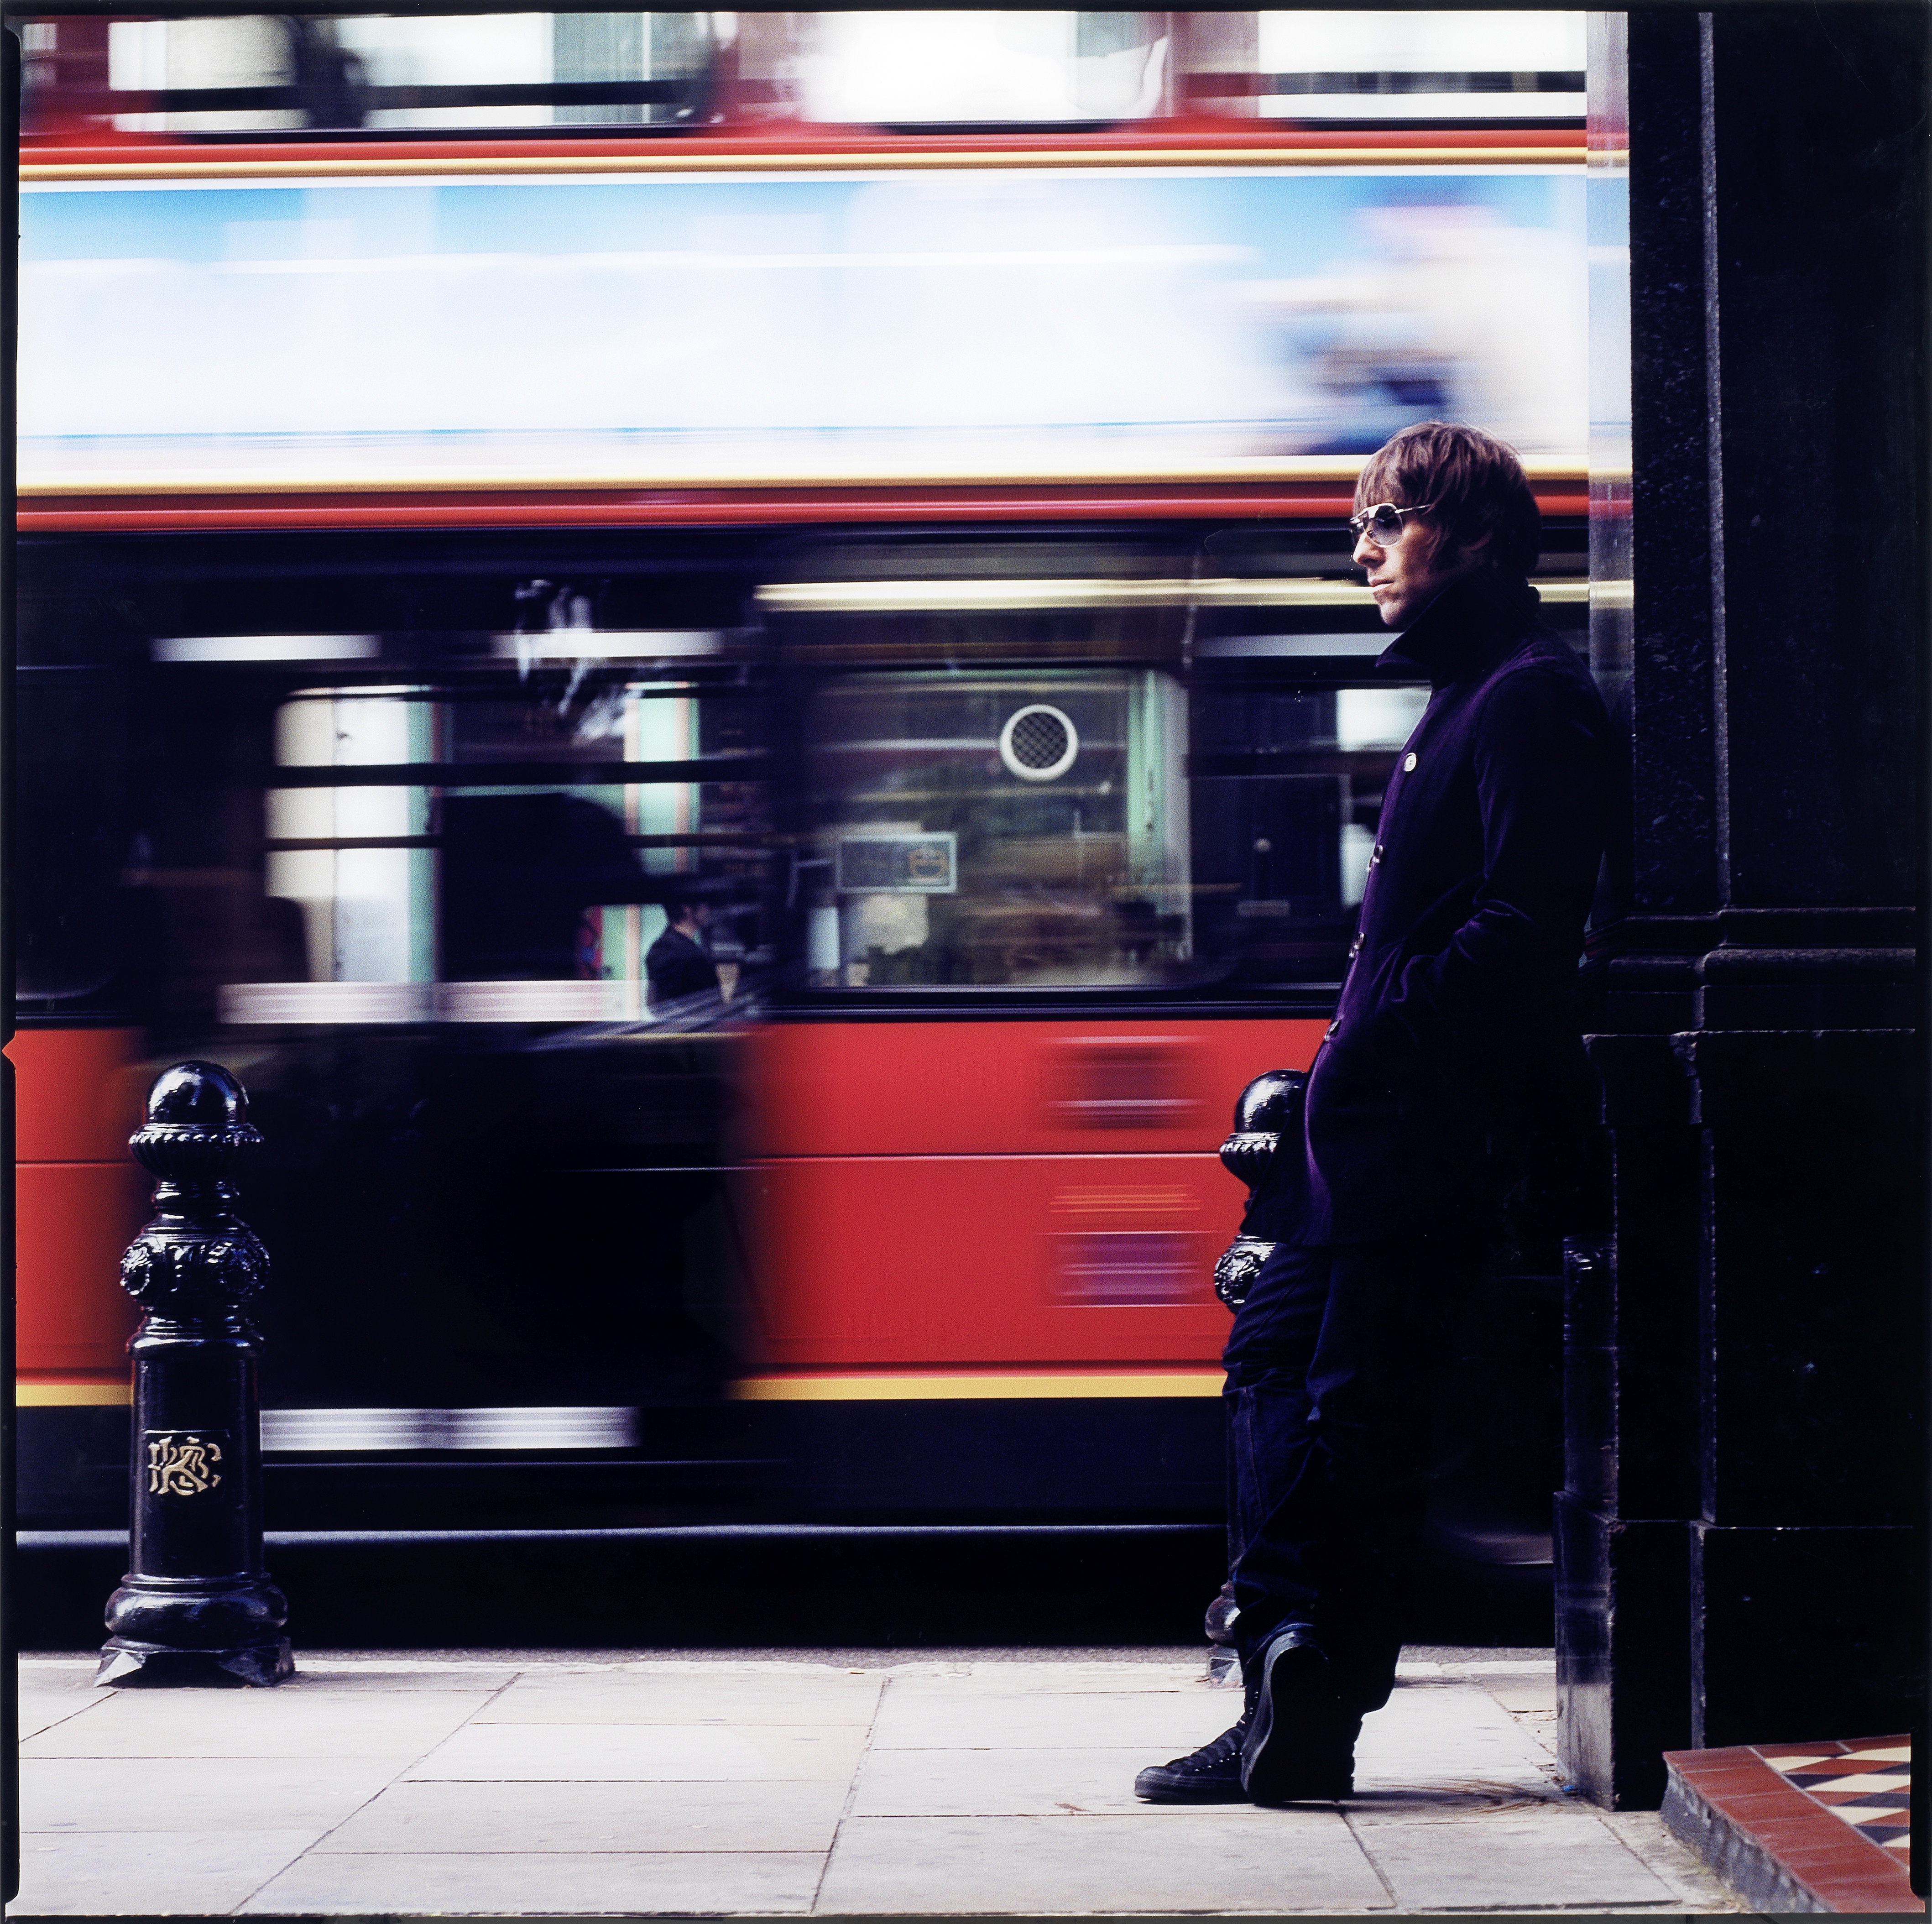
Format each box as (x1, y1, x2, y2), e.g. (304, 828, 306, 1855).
(1760, 1738, 1912, 1870)
(1665, 1733, 1920, 1914)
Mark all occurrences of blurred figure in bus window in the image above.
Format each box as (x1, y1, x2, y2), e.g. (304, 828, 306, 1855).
(646, 895, 720, 1009)
(443, 792, 649, 981)
(1135, 422, 1608, 1807)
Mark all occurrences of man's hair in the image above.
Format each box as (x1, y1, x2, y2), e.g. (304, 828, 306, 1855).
(1355, 421, 1541, 577)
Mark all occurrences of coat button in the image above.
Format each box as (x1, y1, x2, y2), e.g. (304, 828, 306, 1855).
(1403, 751, 1417, 772)
(1370, 845, 1383, 866)
(1348, 939, 1361, 958)
(1325, 1018, 1341, 1039)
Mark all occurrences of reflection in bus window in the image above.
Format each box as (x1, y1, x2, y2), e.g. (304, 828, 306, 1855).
(802, 670, 1190, 988)
(1188, 679, 1429, 983)
(247, 666, 770, 1023)
(793, 12, 1168, 125)
(83, 12, 721, 136)
(267, 687, 437, 986)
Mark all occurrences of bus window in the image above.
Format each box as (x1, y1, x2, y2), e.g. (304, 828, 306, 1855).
(799, 669, 1191, 989)
(230, 651, 772, 1025)
(268, 686, 438, 989)
(14, 669, 136, 1015)
(1189, 679, 1430, 985)
(792, 13, 1168, 125)
(26, 13, 722, 137)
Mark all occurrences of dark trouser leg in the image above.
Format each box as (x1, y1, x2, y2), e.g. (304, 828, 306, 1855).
(1223, 1235, 1481, 1715)
(1222, 1241, 1326, 1598)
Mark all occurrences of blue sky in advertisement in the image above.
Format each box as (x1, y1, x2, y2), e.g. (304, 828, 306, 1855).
(23, 170, 1582, 271)
(21, 168, 1587, 462)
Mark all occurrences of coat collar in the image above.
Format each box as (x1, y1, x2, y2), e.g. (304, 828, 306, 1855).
(1374, 570, 1541, 689)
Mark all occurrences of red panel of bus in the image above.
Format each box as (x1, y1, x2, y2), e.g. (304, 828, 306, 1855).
(741, 1018, 1326, 1371)
(8, 1029, 149, 1380)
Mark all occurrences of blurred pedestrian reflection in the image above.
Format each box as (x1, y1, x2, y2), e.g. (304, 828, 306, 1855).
(646, 894, 721, 1009)
(442, 792, 650, 980)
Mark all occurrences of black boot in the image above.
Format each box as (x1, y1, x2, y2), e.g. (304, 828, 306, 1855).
(1133, 1680, 1257, 1803)
(1239, 1624, 1357, 1804)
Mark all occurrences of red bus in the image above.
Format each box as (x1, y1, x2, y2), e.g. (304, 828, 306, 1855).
(14, 11, 1592, 1569)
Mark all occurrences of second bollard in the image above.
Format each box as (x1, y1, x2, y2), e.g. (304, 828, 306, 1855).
(1206, 1067, 1307, 1676)
(97, 1061, 292, 1688)
(1211, 1067, 1307, 1312)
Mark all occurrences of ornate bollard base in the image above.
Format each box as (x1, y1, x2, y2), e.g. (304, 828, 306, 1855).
(98, 1570, 294, 1688)
(97, 1638, 294, 1689)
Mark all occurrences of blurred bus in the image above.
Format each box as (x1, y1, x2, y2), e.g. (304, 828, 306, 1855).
(15, 10, 1592, 1569)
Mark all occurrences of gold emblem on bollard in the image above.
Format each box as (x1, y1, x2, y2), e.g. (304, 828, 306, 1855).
(144, 1431, 226, 1497)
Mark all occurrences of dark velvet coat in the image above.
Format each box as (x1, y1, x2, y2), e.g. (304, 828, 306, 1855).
(1295, 570, 1611, 1244)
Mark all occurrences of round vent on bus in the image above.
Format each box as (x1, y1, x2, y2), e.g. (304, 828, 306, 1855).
(998, 704, 1079, 782)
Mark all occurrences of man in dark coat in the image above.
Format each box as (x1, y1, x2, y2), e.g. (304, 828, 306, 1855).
(1137, 421, 1610, 1804)
(645, 896, 721, 1009)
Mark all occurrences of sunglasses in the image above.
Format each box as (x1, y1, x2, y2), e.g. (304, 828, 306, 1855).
(1347, 501, 1438, 545)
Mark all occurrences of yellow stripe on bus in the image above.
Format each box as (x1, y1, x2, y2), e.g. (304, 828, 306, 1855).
(732, 1371, 1225, 1401)
(25, 1374, 1226, 1404)
(17, 1382, 133, 1406)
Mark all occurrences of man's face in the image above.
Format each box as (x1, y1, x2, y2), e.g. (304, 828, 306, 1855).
(1353, 506, 1482, 629)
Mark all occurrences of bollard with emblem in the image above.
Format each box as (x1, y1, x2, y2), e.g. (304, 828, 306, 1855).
(1205, 1067, 1308, 1679)
(97, 1061, 292, 1688)
(1211, 1068, 1307, 1313)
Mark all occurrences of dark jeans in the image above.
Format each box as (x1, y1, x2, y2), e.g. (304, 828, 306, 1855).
(1222, 1235, 1483, 1715)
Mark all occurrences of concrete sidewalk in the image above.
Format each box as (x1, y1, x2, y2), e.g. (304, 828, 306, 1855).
(16, 1647, 1743, 1916)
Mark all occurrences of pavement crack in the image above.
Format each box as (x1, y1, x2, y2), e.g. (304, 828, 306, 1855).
(223, 1658, 529, 1914)
(811, 1667, 887, 1914)
(1342, 1802, 1404, 1911)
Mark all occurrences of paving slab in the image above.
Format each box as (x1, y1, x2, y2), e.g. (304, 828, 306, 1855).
(1485, 1680, 1558, 1715)
(881, 1661, 1211, 1696)
(315, 1777, 851, 1854)
(18, 1755, 402, 1833)
(402, 1719, 871, 1782)
(1351, 1680, 1561, 1799)
(1353, 1809, 1676, 1909)
(867, 1685, 1238, 1751)
(473, 1671, 883, 1724)
(850, 1742, 1232, 1817)
(276, 1665, 528, 1692)
(18, 1680, 116, 1744)
(240, 1848, 826, 1915)
(15, 1828, 322, 1917)
(1603, 1810, 1763, 1912)
(816, 1810, 1394, 1915)
(20, 1685, 496, 1760)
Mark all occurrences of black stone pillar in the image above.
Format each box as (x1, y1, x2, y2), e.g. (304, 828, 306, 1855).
(97, 1062, 292, 1688)
(1559, 5, 1927, 1808)
(1556, 1041, 1702, 1808)
(1679, 1028, 1922, 1750)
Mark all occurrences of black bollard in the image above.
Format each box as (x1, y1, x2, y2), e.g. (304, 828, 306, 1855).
(1210, 1068, 1306, 1312)
(1206, 1067, 1307, 1679)
(96, 1061, 292, 1688)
